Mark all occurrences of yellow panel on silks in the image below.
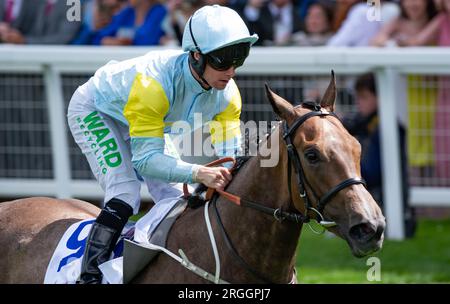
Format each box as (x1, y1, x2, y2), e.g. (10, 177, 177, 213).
(209, 89, 242, 144)
(124, 73, 169, 138)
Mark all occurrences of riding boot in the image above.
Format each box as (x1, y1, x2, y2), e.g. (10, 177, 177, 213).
(77, 198, 133, 284)
(77, 222, 119, 284)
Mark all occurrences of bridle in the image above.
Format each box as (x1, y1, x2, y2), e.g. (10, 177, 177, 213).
(282, 101, 366, 227)
(183, 101, 367, 283)
(201, 102, 366, 227)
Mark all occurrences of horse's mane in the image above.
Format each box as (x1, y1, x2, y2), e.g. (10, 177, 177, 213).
(231, 156, 252, 177)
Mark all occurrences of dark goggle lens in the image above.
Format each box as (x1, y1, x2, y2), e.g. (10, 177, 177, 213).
(206, 55, 246, 71)
(206, 42, 250, 71)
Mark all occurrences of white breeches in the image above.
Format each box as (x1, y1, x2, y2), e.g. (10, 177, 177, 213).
(67, 81, 183, 214)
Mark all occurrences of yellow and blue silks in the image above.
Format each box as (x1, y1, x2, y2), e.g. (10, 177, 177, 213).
(89, 50, 242, 183)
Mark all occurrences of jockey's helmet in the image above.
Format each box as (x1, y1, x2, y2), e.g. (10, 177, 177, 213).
(182, 5, 258, 76)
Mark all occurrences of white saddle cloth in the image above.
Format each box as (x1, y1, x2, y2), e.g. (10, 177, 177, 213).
(133, 196, 181, 244)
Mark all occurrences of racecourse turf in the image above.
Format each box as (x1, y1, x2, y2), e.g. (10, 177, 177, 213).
(295, 219, 450, 283)
(130, 211, 450, 283)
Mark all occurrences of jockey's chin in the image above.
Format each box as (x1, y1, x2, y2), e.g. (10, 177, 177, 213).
(203, 64, 235, 91)
(212, 79, 231, 90)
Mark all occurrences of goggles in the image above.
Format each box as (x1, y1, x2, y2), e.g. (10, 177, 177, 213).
(205, 42, 250, 71)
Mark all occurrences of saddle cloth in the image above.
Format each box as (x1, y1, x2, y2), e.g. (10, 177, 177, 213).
(44, 197, 187, 284)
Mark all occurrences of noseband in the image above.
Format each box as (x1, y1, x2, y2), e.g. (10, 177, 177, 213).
(283, 102, 366, 226)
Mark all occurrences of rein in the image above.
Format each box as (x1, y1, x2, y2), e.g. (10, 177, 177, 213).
(183, 157, 307, 224)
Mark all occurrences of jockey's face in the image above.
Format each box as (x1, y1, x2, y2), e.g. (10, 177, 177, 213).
(203, 62, 236, 90)
(191, 52, 237, 90)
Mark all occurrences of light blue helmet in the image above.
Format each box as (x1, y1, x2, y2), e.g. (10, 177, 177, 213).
(182, 5, 259, 55)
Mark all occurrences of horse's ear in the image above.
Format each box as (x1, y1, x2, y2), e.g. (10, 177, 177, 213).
(265, 83, 295, 121)
(320, 70, 336, 112)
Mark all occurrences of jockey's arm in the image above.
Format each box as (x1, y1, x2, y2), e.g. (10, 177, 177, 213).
(124, 75, 201, 184)
(131, 137, 201, 184)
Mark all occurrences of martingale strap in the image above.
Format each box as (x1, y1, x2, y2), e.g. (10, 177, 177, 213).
(211, 194, 276, 284)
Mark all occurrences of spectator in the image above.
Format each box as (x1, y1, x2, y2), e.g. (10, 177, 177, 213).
(342, 73, 417, 238)
(371, 0, 438, 185)
(433, 0, 450, 185)
(6, 0, 80, 44)
(298, 0, 326, 20)
(204, 0, 240, 7)
(97, 1, 128, 26)
(332, 0, 359, 32)
(291, 1, 333, 46)
(93, 0, 166, 46)
(240, 0, 303, 46)
(160, 0, 205, 47)
(1, 0, 81, 44)
(370, 0, 437, 46)
(433, 0, 443, 10)
(395, 0, 449, 46)
(72, 0, 127, 45)
(327, 0, 400, 47)
(0, 0, 36, 43)
(401, 0, 450, 185)
(74, 0, 102, 42)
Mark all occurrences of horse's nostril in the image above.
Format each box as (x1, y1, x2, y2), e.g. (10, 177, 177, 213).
(375, 220, 385, 239)
(349, 222, 377, 243)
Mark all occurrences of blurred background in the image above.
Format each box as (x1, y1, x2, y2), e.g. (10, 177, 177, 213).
(0, 0, 449, 283)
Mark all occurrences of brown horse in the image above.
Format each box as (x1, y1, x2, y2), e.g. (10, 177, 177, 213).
(0, 73, 385, 283)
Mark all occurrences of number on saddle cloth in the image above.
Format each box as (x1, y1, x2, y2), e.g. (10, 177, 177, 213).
(57, 219, 95, 272)
(57, 220, 134, 273)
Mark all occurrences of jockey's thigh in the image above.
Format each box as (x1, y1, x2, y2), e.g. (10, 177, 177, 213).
(67, 81, 141, 214)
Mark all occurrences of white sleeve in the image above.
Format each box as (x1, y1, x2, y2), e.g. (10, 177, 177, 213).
(326, 4, 370, 47)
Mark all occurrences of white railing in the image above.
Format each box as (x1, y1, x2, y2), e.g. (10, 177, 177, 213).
(1, 45, 450, 240)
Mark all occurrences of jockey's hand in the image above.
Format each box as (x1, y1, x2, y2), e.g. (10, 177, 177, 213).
(196, 166, 232, 190)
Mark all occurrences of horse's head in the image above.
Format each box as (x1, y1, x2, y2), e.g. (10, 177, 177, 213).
(265, 72, 385, 257)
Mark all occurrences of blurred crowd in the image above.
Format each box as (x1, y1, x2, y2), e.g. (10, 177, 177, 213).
(0, 0, 448, 47)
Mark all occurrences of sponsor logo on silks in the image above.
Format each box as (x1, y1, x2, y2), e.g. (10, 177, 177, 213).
(76, 111, 122, 174)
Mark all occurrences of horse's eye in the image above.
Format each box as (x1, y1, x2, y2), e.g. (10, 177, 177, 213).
(304, 150, 320, 164)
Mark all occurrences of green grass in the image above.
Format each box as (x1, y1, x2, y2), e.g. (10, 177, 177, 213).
(295, 219, 450, 283)
(129, 212, 145, 222)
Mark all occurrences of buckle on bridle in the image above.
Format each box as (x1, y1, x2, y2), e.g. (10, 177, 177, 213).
(307, 207, 337, 228)
(273, 208, 285, 222)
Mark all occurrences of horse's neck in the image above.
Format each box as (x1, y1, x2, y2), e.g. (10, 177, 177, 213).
(216, 134, 302, 283)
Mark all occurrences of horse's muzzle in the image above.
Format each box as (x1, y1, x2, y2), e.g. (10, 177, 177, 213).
(348, 219, 385, 257)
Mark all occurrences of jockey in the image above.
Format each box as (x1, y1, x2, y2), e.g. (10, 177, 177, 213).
(67, 4, 258, 284)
